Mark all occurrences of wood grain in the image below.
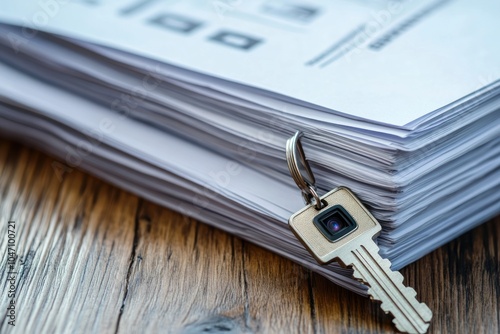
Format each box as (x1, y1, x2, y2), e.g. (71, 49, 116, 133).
(0, 139, 498, 334)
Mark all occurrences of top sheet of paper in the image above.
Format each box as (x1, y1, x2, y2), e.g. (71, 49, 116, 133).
(1, 0, 499, 126)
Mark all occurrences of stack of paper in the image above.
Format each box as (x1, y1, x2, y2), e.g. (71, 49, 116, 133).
(0, 0, 499, 293)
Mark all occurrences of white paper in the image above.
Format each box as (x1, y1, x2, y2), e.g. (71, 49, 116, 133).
(2, 0, 500, 125)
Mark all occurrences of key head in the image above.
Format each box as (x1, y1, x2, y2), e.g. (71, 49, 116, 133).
(289, 187, 381, 264)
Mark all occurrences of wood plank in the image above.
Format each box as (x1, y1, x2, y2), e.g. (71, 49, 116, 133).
(0, 139, 498, 333)
(116, 201, 248, 333)
(0, 141, 137, 333)
(403, 217, 500, 333)
(241, 243, 314, 333)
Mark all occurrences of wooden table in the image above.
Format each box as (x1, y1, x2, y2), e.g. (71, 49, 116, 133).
(0, 139, 498, 333)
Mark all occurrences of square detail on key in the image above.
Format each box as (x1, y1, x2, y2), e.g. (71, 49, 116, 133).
(288, 187, 381, 264)
(313, 205, 358, 242)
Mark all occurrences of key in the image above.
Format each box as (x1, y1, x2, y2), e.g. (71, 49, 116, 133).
(289, 187, 432, 334)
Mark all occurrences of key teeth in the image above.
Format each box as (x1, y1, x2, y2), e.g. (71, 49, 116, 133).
(377, 301, 431, 334)
(393, 317, 431, 334)
(352, 270, 365, 282)
(406, 287, 417, 297)
(377, 300, 432, 333)
(367, 288, 382, 302)
(378, 300, 391, 314)
(378, 259, 406, 284)
(380, 257, 392, 268)
(394, 271, 405, 284)
(378, 301, 390, 315)
(379, 300, 432, 332)
(419, 303, 433, 322)
(348, 247, 433, 333)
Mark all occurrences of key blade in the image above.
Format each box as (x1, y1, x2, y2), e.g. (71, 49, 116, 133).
(341, 238, 432, 334)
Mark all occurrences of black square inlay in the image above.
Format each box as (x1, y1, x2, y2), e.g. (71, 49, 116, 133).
(313, 205, 357, 242)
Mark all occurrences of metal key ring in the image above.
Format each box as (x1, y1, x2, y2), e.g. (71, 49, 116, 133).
(286, 131, 325, 210)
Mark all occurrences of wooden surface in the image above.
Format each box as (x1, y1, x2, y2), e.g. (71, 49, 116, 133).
(0, 139, 498, 334)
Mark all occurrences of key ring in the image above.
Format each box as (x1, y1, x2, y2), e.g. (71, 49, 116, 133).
(286, 131, 325, 210)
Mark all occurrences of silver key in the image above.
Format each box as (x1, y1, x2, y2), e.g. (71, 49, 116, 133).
(289, 187, 432, 334)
